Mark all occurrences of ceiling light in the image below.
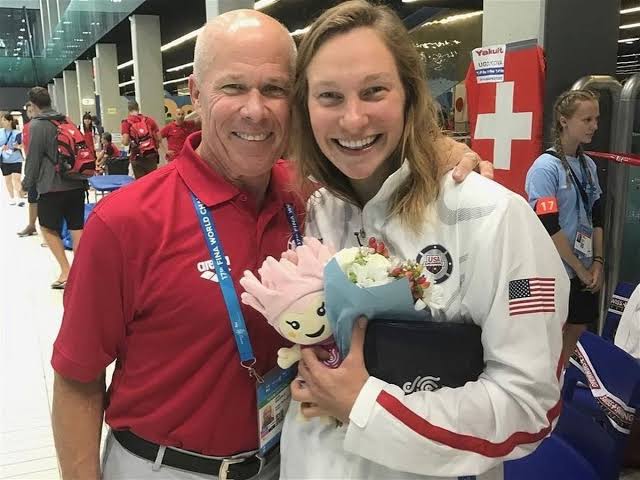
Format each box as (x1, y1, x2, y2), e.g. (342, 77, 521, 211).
(166, 62, 194, 73)
(254, 0, 279, 9)
(63, 21, 72, 25)
(621, 22, 640, 29)
(117, 59, 134, 70)
(119, 80, 134, 87)
(163, 77, 189, 85)
(421, 11, 483, 27)
(619, 53, 640, 58)
(621, 6, 640, 14)
(161, 27, 203, 52)
(619, 37, 640, 43)
(618, 60, 640, 64)
(19, 28, 25, 32)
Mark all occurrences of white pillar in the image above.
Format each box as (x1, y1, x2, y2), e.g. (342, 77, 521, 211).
(53, 78, 65, 113)
(482, 0, 546, 47)
(56, 0, 71, 19)
(39, 0, 50, 48)
(47, 0, 58, 37)
(63, 70, 80, 124)
(205, 0, 254, 20)
(47, 83, 55, 108)
(75, 59, 96, 118)
(95, 44, 121, 135)
(130, 15, 165, 129)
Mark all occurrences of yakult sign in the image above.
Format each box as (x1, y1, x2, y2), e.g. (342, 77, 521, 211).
(472, 45, 506, 83)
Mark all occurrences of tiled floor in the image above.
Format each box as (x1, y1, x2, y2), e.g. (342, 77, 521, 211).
(1, 199, 63, 479)
(1, 194, 639, 480)
(0, 198, 112, 480)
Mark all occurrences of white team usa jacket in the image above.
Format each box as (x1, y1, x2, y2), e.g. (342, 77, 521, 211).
(280, 166, 570, 480)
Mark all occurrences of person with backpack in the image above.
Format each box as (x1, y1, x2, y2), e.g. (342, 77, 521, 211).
(525, 89, 604, 365)
(1, 112, 24, 206)
(121, 101, 161, 179)
(21, 87, 91, 290)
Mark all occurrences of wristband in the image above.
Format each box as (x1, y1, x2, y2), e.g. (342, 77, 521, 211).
(593, 257, 604, 265)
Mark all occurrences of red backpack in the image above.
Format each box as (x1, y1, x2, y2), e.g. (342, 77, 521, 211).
(49, 118, 97, 180)
(128, 115, 158, 157)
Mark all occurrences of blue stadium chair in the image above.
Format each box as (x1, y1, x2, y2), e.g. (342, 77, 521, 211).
(504, 434, 599, 480)
(61, 203, 96, 250)
(560, 332, 640, 479)
(565, 282, 638, 425)
(602, 282, 638, 342)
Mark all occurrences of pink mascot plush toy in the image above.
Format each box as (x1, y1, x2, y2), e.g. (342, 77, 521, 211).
(239, 237, 340, 370)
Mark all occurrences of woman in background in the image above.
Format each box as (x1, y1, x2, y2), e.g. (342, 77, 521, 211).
(526, 90, 604, 365)
(1, 113, 24, 206)
(80, 112, 98, 155)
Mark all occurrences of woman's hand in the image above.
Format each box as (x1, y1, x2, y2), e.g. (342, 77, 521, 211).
(587, 261, 604, 293)
(294, 317, 370, 424)
(575, 264, 594, 289)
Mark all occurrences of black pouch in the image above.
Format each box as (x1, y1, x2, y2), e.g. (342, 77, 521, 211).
(364, 319, 484, 394)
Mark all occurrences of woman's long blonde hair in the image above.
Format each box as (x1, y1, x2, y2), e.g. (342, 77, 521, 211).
(290, 0, 444, 231)
(551, 89, 599, 187)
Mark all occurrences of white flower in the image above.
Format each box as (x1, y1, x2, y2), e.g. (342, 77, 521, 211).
(415, 284, 445, 311)
(334, 247, 361, 271)
(335, 248, 393, 287)
(350, 254, 393, 287)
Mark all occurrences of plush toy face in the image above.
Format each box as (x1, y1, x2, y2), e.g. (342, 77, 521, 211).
(276, 291, 332, 345)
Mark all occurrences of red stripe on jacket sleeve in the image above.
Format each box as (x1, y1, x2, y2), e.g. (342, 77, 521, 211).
(376, 391, 562, 458)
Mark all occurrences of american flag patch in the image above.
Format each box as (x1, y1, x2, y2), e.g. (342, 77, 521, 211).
(509, 278, 556, 316)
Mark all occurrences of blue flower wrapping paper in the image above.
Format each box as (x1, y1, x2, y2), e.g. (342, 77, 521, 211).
(324, 258, 431, 357)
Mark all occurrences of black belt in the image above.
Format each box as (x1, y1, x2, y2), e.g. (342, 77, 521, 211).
(112, 429, 277, 480)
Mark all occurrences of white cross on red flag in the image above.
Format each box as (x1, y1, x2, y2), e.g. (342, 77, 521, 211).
(465, 44, 545, 198)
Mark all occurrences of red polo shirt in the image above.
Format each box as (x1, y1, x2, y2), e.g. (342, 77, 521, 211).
(52, 132, 304, 456)
(160, 120, 198, 161)
(22, 121, 30, 153)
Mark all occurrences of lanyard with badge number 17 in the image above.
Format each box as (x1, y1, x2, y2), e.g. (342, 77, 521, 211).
(191, 193, 300, 456)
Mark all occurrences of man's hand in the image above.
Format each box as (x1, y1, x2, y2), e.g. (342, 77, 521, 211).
(437, 136, 494, 183)
(294, 318, 370, 423)
(453, 153, 494, 183)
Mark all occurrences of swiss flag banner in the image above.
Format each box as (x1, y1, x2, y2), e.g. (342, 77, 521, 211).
(466, 43, 545, 198)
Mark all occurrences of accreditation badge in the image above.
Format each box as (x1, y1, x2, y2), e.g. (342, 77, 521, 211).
(256, 366, 296, 456)
(574, 224, 593, 258)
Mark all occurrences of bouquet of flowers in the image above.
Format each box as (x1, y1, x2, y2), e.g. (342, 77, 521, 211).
(327, 237, 441, 356)
(240, 237, 441, 365)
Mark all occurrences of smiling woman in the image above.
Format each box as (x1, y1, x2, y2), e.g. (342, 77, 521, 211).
(279, 2, 570, 479)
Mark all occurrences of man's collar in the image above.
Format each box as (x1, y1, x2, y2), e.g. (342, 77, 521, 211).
(174, 131, 292, 208)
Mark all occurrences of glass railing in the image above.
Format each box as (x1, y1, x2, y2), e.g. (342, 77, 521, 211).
(0, 0, 145, 86)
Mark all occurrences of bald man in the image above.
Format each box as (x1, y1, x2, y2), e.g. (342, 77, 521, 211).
(50, 9, 487, 480)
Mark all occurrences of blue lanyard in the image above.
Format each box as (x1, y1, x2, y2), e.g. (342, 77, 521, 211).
(566, 159, 592, 223)
(190, 193, 261, 382)
(284, 203, 303, 247)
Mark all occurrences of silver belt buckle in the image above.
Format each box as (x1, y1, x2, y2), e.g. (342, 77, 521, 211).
(218, 457, 245, 480)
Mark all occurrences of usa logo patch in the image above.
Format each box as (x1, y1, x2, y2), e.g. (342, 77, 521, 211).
(416, 244, 453, 284)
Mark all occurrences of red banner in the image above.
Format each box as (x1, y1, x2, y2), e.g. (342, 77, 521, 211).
(466, 44, 546, 197)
